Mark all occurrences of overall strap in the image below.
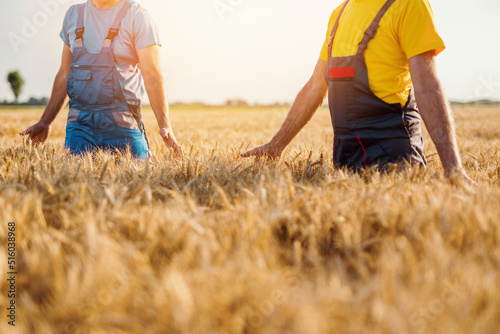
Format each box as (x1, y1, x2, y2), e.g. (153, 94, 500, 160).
(75, 3, 86, 48)
(357, 0, 396, 55)
(103, 0, 133, 48)
(327, 0, 351, 60)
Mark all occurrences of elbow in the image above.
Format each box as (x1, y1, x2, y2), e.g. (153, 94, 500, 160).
(413, 78, 443, 105)
(142, 71, 163, 88)
(58, 72, 69, 88)
(308, 81, 328, 101)
(58, 66, 70, 82)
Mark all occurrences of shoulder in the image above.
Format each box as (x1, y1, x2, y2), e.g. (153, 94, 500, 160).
(64, 3, 81, 20)
(126, 1, 155, 22)
(388, 0, 438, 30)
(123, 0, 159, 38)
(334, 0, 348, 13)
(326, 1, 348, 29)
(61, 3, 82, 31)
(390, 0, 435, 15)
(331, 1, 348, 20)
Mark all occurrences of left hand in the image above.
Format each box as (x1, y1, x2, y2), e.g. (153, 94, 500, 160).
(160, 127, 181, 157)
(241, 142, 283, 161)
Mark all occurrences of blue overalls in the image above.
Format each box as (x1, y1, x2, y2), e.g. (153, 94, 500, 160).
(65, 1, 150, 160)
(326, 0, 427, 170)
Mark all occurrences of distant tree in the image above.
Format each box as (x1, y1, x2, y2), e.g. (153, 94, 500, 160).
(7, 71, 24, 105)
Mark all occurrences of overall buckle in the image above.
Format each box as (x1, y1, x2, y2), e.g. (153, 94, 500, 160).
(75, 27, 85, 40)
(365, 24, 380, 40)
(106, 28, 119, 41)
(358, 24, 379, 51)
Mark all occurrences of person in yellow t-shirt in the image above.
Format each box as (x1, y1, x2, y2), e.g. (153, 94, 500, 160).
(243, 0, 474, 184)
(319, 0, 445, 107)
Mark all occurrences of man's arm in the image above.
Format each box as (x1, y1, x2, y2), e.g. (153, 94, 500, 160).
(137, 45, 180, 155)
(242, 59, 328, 159)
(409, 51, 473, 182)
(20, 44, 71, 144)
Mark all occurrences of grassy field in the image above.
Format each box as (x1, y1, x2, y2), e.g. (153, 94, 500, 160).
(0, 105, 499, 334)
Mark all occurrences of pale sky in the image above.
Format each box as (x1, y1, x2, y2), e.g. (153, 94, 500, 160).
(1, 0, 499, 105)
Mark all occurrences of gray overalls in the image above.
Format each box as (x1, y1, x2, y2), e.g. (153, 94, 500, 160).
(326, 0, 427, 170)
(65, 0, 150, 160)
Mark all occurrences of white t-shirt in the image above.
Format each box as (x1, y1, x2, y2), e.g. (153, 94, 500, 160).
(60, 0, 161, 105)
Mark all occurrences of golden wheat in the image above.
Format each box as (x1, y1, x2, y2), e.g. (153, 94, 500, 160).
(0, 105, 499, 334)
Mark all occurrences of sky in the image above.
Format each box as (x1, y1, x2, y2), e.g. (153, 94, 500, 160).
(0, 0, 499, 105)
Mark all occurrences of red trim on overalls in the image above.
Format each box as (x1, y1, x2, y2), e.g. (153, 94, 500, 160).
(357, 134, 368, 169)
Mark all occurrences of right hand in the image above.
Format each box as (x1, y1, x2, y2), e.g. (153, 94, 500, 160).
(447, 168, 477, 189)
(20, 122, 52, 145)
(160, 127, 181, 157)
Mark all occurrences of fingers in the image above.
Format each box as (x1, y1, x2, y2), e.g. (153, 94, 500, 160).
(448, 170, 477, 191)
(19, 127, 32, 136)
(241, 145, 278, 159)
(241, 145, 270, 158)
(460, 176, 477, 194)
(169, 141, 182, 158)
(464, 176, 477, 189)
(20, 127, 40, 144)
(241, 148, 260, 158)
(161, 131, 182, 158)
(20, 125, 50, 146)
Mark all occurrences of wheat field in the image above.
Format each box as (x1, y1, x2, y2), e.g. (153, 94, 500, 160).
(0, 105, 499, 334)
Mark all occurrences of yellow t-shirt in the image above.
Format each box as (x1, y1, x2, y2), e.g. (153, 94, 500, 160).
(320, 0, 445, 106)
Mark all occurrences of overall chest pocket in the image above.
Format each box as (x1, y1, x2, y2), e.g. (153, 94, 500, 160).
(68, 65, 115, 106)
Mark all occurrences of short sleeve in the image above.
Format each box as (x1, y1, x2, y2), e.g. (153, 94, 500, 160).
(132, 8, 161, 52)
(59, 5, 75, 46)
(398, 0, 445, 59)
